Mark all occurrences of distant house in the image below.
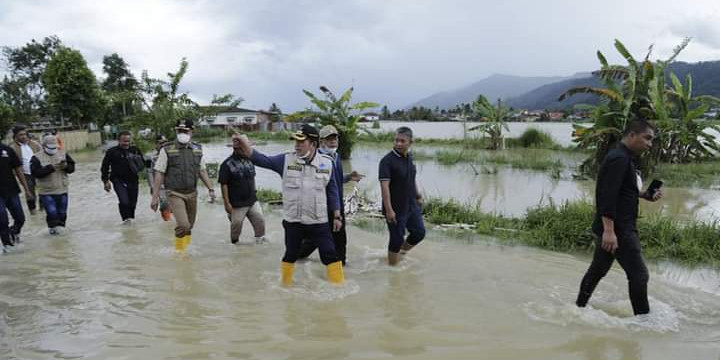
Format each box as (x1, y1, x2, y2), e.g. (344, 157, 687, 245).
(361, 112, 380, 122)
(197, 106, 280, 131)
(548, 112, 565, 121)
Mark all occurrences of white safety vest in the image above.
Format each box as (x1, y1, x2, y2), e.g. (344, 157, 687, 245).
(281, 151, 333, 224)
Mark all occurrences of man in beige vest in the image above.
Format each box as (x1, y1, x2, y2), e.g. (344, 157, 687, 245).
(30, 134, 76, 235)
(151, 119, 216, 252)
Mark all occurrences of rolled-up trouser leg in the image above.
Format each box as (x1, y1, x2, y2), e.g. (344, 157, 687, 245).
(246, 201, 265, 237)
(230, 205, 251, 242)
(405, 205, 426, 246)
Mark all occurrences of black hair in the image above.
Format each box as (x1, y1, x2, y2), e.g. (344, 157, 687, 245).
(622, 120, 656, 137)
(396, 126, 413, 140)
(12, 124, 27, 136)
(118, 130, 132, 138)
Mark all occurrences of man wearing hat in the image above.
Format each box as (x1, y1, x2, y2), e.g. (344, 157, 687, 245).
(234, 124, 345, 285)
(151, 119, 216, 252)
(297, 125, 363, 265)
(30, 134, 76, 235)
(0, 138, 33, 250)
(10, 125, 41, 215)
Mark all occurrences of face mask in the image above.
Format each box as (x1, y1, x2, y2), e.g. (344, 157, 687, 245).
(44, 148, 58, 155)
(177, 133, 191, 144)
(320, 147, 337, 155)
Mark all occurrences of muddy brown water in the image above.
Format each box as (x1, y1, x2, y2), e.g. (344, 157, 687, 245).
(1, 145, 719, 360)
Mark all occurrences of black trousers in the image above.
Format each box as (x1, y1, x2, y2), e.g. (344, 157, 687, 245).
(576, 231, 650, 315)
(112, 178, 139, 221)
(298, 212, 347, 264)
(283, 220, 339, 265)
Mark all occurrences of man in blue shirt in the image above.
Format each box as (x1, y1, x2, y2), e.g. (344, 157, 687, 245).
(379, 126, 426, 265)
(234, 124, 345, 285)
(297, 125, 363, 265)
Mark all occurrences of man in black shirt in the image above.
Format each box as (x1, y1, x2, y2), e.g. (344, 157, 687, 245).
(379, 126, 426, 266)
(576, 120, 663, 316)
(219, 133, 266, 244)
(0, 143, 32, 250)
(101, 130, 145, 223)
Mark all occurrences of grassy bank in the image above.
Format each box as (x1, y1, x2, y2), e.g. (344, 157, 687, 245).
(420, 197, 720, 267)
(653, 160, 720, 188)
(357, 128, 570, 151)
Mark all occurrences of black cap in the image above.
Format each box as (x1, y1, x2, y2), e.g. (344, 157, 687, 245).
(289, 124, 319, 141)
(175, 119, 194, 131)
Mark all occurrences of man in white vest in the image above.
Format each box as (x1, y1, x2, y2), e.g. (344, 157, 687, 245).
(235, 124, 345, 285)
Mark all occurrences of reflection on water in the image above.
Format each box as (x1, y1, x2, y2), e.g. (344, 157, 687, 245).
(0, 146, 719, 359)
(371, 120, 577, 146)
(202, 140, 720, 221)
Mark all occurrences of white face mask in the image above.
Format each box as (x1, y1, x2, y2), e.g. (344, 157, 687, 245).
(177, 133, 191, 144)
(44, 148, 58, 155)
(320, 147, 337, 155)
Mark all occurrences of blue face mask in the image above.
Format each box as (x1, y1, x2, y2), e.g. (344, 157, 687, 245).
(320, 147, 337, 155)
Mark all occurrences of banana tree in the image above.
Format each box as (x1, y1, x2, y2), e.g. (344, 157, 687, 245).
(559, 38, 689, 175)
(652, 72, 720, 163)
(300, 86, 379, 159)
(468, 95, 510, 150)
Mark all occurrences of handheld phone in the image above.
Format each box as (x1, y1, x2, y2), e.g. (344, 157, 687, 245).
(646, 179, 663, 197)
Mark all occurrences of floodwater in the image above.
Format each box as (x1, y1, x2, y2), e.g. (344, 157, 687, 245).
(206, 141, 720, 222)
(370, 121, 577, 146)
(1, 146, 719, 360)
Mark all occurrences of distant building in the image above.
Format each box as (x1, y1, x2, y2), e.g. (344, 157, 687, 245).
(361, 112, 380, 122)
(197, 106, 280, 131)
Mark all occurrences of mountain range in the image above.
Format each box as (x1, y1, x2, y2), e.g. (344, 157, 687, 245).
(409, 61, 720, 110)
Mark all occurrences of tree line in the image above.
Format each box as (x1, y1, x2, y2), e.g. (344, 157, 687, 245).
(0, 35, 252, 138)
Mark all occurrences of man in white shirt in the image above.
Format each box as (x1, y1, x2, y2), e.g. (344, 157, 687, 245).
(10, 126, 41, 215)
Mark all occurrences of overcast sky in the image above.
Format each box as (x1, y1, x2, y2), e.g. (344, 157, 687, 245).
(1, 0, 719, 111)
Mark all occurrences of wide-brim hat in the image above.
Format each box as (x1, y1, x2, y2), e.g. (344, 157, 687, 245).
(289, 124, 319, 141)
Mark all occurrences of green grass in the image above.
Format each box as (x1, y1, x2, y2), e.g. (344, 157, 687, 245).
(256, 188, 283, 203)
(513, 128, 560, 149)
(419, 197, 720, 267)
(422, 148, 566, 171)
(653, 160, 720, 188)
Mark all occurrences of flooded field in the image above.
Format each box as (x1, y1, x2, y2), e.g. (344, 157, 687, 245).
(1, 144, 719, 360)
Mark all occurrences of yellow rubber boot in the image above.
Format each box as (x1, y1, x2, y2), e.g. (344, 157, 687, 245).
(184, 235, 192, 247)
(281, 262, 295, 286)
(174, 236, 186, 251)
(326, 261, 345, 284)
